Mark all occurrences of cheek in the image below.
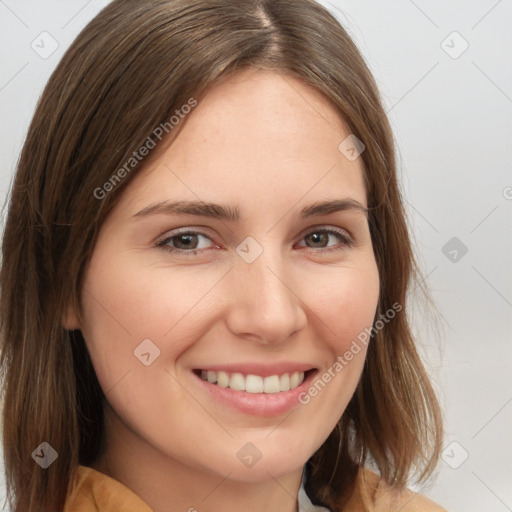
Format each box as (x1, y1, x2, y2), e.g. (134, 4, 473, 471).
(79, 250, 228, 392)
(272, 260, 380, 458)
(306, 260, 380, 355)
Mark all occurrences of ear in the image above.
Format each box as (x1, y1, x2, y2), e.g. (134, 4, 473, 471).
(62, 302, 82, 331)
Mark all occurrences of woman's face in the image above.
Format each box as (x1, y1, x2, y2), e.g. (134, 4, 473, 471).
(72, 68, 379, 482)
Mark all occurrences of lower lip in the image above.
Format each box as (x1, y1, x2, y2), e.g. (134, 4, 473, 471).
(192, 370, 317, 417)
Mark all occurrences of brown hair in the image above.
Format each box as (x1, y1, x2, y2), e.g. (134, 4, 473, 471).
(0, 0, 443, 510)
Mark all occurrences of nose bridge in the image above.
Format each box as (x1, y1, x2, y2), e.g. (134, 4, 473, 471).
(225, 239, 306, 343)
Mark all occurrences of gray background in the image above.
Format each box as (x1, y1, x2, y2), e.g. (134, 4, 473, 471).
(1, 1, 511, 510)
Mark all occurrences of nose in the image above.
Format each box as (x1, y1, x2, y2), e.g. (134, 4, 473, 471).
(224, 246, 308, 345)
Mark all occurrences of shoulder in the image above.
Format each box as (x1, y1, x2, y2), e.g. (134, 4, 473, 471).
(344, 468, 448, 512)
(64, 465, 153, 512)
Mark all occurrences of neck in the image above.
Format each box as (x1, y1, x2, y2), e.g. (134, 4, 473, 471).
(91, 404, 303, 512)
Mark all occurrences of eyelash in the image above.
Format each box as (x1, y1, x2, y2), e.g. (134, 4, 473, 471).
(155, 227, 355, 256)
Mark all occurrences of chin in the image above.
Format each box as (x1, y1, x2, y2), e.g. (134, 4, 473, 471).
(215, 459, 303, 483)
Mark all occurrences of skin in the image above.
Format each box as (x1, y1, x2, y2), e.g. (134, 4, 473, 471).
(65, 67, 380, 512)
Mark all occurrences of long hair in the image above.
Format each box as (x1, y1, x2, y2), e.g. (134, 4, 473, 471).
(0, 1, 443, 510)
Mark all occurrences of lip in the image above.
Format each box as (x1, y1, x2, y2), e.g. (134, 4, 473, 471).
(191, 367, 318, 417)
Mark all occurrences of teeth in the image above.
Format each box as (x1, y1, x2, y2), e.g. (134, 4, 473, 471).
(263, 375, 280, 394)
(217, 371, 229, 388)
(230, 373, 245, 391)
(198, 370, 306, 393)
(280, 373, 290, 391)
(246, 374, 263, 393)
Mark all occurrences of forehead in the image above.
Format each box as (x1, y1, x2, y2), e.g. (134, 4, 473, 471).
(115, 68, 367, 218)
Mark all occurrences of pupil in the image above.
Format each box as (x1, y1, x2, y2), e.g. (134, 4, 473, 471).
(309, 232, 327, 247)
(176, 234, 197, 249)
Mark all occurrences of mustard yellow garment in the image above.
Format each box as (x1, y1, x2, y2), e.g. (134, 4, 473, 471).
(63, 465, 447, 512)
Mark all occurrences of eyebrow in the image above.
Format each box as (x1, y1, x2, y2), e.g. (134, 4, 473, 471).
(132, 198, 368, 221)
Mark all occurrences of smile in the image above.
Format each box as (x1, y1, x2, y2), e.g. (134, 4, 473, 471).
(198, 370, 306, 393)
(191, 367, 318, 417)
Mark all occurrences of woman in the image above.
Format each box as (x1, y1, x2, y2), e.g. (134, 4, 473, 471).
(0, 0, 446, 510)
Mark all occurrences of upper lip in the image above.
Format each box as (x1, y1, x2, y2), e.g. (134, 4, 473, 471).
(194, 363, 316, 378)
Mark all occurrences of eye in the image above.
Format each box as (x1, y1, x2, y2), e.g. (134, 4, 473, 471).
(297, 227, 354, 252)
(155, 226, 354, 256)
(156, 230, 217, 255)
